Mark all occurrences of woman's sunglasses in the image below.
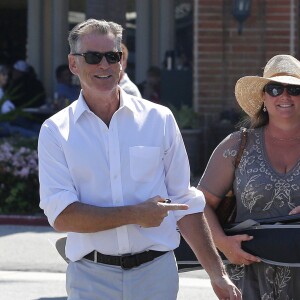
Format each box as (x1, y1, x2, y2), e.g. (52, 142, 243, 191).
(263, 83, 300, 97)
(72, 51, 122, 65)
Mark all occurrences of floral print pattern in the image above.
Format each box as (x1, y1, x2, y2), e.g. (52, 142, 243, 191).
(226, 127, 300, 299)
(234, 128, 300, 221)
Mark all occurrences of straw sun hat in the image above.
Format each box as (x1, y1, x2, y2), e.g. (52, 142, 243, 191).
(235, 54, 300, 117)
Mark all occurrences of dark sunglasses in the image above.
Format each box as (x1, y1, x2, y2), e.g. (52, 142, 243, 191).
(263, 83, 300, 97)
(72, 51, 122, 65)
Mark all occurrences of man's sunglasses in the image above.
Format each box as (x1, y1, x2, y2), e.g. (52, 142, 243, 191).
(72, 51, 122, 65)
(263, 83, 300, 97)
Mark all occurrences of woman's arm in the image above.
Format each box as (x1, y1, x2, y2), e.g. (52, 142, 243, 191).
(200, 188, 260, 265)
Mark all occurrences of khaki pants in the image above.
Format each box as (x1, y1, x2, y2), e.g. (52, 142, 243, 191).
(66, 251, 179, 300)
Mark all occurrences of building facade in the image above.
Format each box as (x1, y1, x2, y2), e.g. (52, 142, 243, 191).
(195, 0, 299, 124)
(0, 0, 299, 171)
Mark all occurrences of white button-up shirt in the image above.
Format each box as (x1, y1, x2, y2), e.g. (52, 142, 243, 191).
(38, 89, 205, 261)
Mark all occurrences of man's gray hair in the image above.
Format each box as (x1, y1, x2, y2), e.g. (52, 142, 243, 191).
(68, 19, 123, 53)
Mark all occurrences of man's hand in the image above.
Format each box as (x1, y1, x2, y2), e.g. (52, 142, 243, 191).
(136, 196, 188, 227)
(211, 274, 242, 300)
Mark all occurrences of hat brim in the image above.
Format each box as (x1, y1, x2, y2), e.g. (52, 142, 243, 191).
(235, 75, 300, 117)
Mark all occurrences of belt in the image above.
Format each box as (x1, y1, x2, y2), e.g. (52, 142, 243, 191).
(84, 250, 168, 270)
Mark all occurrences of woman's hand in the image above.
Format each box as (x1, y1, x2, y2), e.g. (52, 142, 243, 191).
(219, 234, 261, 265)
(289, 206, 300, 215)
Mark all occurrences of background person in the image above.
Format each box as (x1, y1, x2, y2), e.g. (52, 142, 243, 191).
(0, 63, 14, 136)
(9, 60, 46, 108)
(55, 64, 80, 105)
(0, 63, 38, 137)
(138, 66, 161, 103)
(6, 60, 45, 134)
(198, 54, 300, 299)
(38, 18, 241, 300)
(118, 43, 141, 97)
(0, 64, 14, 114)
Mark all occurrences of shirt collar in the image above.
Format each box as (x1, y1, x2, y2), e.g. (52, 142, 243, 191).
(73, 88, 138, 123)
(73, 91, 90, 123)
(119, 88, 138, 113)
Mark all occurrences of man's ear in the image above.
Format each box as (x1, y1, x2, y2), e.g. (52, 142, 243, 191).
(68, 54, 78, 75)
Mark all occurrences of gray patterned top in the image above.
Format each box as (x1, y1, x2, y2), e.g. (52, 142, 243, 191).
(199, 126, 300, 222)
(199, 126, 300, 300)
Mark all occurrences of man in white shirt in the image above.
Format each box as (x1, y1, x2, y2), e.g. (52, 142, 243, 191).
(119, 42, 142, 97)
(38, 19, 241, 300)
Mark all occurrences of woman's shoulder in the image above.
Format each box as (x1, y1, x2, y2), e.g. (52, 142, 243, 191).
(214, 127, 259, 158)
(219, 127, 244, 146)
(222, 127, 258, 144)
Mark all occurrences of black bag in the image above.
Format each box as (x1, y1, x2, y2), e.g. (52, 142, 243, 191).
(175, 215, 300, 271)
(224, 214, 300, 266)
(215, 190, 237, 226)
(215, 128, 247, 226)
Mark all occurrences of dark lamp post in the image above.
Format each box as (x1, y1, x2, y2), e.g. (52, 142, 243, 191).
(232, 0, 251, 35)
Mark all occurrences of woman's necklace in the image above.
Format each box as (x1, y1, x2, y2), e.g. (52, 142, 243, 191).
(266, 127, 300, 141)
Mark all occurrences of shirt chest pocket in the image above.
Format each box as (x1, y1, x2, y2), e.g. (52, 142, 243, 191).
(129, 146, 161, 182)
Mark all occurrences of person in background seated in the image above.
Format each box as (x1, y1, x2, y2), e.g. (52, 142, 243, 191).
(0, 64, 15, 114)
(0, 63, 37, 138)
(118, 43, 141, 97)
(55, 64, 80, 105)
(8, 60, 46, 108)
(6, 60, 45, 135)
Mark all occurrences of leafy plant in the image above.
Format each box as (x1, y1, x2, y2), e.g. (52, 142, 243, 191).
(169, 104, 200, 129)
(0, 136, 41, 214)
(0, 84, 43, 123)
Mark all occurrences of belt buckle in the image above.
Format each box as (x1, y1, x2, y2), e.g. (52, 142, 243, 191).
(120, 253, 135, 270)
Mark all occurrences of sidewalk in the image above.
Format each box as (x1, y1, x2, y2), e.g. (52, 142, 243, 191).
(0, 269, 216, 300)
(0, 225, 67, 300)
(0, 225, 217, 300)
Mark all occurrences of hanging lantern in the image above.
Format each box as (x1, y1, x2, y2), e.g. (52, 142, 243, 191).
(232, 0, 252, 35)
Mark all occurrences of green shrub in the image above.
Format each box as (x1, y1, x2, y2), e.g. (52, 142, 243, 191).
(168, 104, 200, 129)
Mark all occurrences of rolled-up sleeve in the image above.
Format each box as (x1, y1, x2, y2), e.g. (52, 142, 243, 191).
(163, 113, 205, 220)
(38, 121, 79, 226)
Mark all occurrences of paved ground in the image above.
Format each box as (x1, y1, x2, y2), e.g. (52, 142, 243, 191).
(0, 225, 218, 300)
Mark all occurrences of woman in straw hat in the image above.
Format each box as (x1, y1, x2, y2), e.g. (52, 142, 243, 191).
(197, 54, 300, 299)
